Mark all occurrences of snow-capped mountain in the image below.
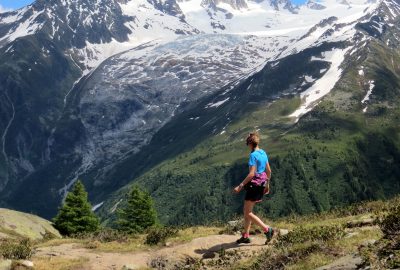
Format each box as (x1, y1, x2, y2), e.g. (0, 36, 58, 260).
(0, 0, 399, 218)
(0, 0, 377, 71)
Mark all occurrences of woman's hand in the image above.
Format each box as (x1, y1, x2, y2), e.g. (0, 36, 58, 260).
(264, 182, 270, 194)
(234, 185, 243, 193)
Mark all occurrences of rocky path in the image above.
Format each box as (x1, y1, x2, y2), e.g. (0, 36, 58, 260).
(34, 234, 270, 270)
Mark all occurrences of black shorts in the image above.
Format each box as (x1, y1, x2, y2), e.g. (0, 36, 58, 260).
(244, 183, 265, 202)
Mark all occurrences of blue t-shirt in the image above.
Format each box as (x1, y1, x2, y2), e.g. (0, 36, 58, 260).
(248, 149, 269, 174)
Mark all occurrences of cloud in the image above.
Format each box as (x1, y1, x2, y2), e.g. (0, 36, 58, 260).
(0, 4, 12, 13)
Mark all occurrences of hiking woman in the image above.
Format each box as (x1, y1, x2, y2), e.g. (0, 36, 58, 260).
(233, 132, 274, 244)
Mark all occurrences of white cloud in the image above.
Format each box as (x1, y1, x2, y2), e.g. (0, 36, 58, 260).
(0, 4, 12, 13)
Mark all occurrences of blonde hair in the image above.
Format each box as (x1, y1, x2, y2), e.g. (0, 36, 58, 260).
(246, 132, 260, 148)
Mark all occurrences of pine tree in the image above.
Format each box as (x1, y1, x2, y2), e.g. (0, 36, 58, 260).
(116, 186, 157, 234)
(53, 180, 100, 236)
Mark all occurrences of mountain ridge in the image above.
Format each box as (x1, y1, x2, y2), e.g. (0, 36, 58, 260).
(0, 0, 399, 221)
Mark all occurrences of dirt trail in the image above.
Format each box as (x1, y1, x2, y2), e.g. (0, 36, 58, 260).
(34, 234, 269, 270)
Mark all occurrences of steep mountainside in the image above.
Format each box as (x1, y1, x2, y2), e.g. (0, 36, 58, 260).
(0, 0, 399, 222)
(99, 0, 400, 225)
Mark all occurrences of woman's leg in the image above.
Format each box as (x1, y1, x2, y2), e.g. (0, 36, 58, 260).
(249, 212, 269, 230)
(245, 201, 269, 231)
(243, 200, 255, 236)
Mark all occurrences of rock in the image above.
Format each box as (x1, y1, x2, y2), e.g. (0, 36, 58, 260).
(227, 220, 242, 227)
(345, 232, 359, 238)
(346, 218, 375, 228)
(20, 261, 34, 268)
(164, 242, 172, 247)
(361, 239, 377, 246)
(227, 220, 242, 232)
(0, 260, 12, 270)
(278, 229, 290, 236)
(316, 254, 362, 270)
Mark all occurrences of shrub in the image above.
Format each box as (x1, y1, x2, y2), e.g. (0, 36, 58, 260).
(276, 225, 345, 247)
(0, 238, 34, 260)
(72, 228, 129, 243)
(380, 204, 400, 237)
(145, 226, 179, 246)
(240, 242, 324, 270)
(83, 240, 101, 249)
(359, 200, 400, 269)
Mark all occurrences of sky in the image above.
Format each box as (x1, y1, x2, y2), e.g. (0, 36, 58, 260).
(0, 0, 32, 11)
(0, 0, 307, 12)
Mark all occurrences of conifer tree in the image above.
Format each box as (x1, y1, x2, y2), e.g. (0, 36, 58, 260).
(53, 180, 100, 236)
(117, 186, 157, 234)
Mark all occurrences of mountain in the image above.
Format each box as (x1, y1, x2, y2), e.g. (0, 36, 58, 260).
(0, 0, 399, 223)
(98, 0, 400, 224)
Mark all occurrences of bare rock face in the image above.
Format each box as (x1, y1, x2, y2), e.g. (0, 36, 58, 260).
(306, 0, 327, 10)
(270, 0, 298, 13)
(201, 0, 248, 10)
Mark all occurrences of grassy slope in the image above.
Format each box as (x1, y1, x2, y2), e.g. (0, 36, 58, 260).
(0, 208, 61, 240)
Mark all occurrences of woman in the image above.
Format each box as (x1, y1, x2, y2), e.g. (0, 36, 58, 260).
(233, 132, 274, 244)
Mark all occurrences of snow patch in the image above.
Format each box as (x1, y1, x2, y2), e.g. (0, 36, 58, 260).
(361, 80, 375, 104)
(305, 75, 315, 83)
(206, 97, 230, 108)
(92, 202, 104, 211)
(290, 47, 351, 120)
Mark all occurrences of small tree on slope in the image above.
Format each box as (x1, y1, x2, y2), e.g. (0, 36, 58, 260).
(116, 186, 157, 234)
(53, 180, 100, 236)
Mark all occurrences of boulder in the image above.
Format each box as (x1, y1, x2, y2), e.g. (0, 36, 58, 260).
(278, 229, 290, 236)
(20, 261, 34, 268)
(9, 260, 34, 270)
(227, 220, 242, 232)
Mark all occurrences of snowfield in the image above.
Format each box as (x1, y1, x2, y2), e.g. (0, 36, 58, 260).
(290, 47, 351, 120)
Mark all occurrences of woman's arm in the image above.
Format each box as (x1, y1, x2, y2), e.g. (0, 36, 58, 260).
(234, 166, 256, 193)
(266, 162, 272, 180)
(264, 162, 272, 194)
